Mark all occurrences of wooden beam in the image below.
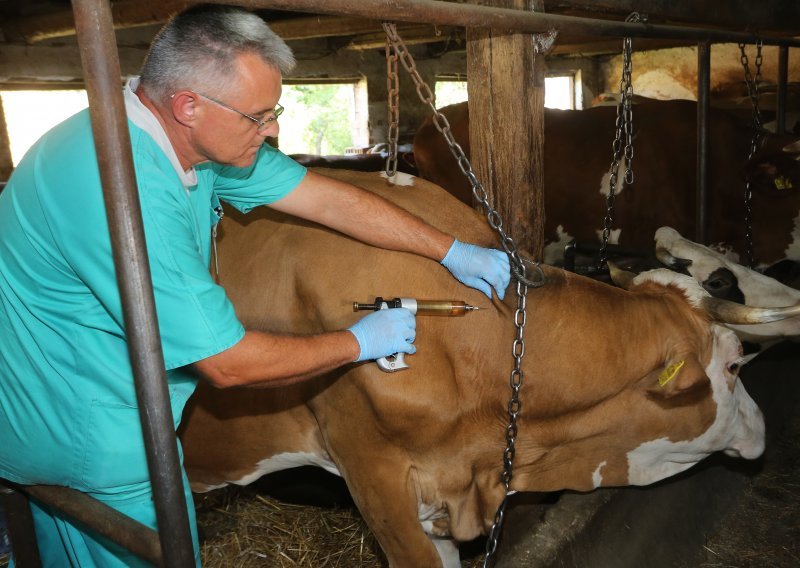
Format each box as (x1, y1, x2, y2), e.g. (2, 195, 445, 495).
(466, 0, 545, 259)
(0, 96, 13, 180)
(270, 15, 382, 40)
(219, 0, 800, 47)
(545, 0, 800, 33)
(5, 0, 192, 43)
(346, 26, 459, 50)
(6, 4, 389, 45)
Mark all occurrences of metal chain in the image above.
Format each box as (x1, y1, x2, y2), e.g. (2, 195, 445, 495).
(598, 12, 645, 269)
(384, 25, 400, 177)
(739, 40, 764, 268)
(382, 22, 546, 567)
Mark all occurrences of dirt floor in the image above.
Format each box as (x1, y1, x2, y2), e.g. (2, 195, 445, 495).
(686, 409, 800, 567)
(685, 345, 800, 568)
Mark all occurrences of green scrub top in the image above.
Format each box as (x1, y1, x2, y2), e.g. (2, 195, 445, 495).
(0, 108, 306, 496)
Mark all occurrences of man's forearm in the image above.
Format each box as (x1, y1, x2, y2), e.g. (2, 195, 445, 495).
(272, 171, 455, 261)
(193, 329, 359, 388)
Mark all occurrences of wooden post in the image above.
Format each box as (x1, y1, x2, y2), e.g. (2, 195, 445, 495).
(466, 0, 546, 261)
(0, 96, 13, 181)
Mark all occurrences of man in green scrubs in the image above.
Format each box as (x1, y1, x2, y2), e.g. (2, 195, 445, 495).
(0, 4, 510, 566)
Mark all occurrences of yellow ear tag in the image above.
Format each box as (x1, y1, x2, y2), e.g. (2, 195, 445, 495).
(659, 360, 686, 387)
(774, 176, 792, 190)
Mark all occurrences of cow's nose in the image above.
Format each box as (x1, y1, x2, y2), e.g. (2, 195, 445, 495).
(726, 434, 765, 460)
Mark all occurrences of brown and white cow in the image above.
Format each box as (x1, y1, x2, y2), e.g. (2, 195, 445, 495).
(412, 100, 800, 267)
(180, 169, 785, 568)
(290, 151, 418, 175)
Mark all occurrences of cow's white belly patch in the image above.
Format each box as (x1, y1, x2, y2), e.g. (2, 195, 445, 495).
(228, 452, 341, 487)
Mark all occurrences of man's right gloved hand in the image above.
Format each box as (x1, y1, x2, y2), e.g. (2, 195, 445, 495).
(347, 308, 417, 362)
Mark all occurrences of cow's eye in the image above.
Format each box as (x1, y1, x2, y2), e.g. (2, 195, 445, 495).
(727, 357, 746, 374)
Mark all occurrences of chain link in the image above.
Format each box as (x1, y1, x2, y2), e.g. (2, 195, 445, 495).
(381, 22, 548, 567)
(598, 12, 645, 269)
(739, 40, 764, 268)
(384, 25, 400, 177)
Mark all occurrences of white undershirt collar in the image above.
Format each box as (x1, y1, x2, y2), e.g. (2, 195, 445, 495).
(123, 76, 198, 188)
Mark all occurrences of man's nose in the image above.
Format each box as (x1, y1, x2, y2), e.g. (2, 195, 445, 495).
(258, 121, 279, 137)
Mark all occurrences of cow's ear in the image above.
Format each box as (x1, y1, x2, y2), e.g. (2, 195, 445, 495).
(743, 150, 800, 195)
(646, 356, 709, 399)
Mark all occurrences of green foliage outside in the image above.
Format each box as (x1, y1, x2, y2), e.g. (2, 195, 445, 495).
(281, 84, 354, 155)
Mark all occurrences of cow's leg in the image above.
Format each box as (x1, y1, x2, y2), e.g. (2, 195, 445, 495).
(342, 460, 446, 567)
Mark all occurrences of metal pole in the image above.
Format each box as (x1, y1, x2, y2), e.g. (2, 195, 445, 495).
(69, 1, 194, 566)
(8, 483, 163, 565)
(0, 485, 41, 567)
(212, 0, 800, 46)
(696, 41, 711, 245)
(777, 46, 789, 134)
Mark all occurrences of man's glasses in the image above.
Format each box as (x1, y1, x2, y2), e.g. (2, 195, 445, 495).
(196, 92, 284, 131)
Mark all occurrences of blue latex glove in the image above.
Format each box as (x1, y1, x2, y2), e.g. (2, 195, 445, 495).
(440, 239, 511, 300)
(347, 308, 417, 362)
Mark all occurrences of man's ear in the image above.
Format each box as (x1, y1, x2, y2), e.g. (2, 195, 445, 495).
(170, 91, 199, 127)
(646, 355, 709, 399)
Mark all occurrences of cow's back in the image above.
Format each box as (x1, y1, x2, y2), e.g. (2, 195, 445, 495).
(413, 101, 800, 265)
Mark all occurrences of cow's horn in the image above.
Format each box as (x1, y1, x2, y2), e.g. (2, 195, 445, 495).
(655, 245, 693, 270)
(701, 297, 800, 324)
(608, 261, 637, 290)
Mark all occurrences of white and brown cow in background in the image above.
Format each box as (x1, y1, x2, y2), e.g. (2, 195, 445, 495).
(655, 226, 800, 355)
(179, 170, 794, 568)
(412, 100, 800, 267)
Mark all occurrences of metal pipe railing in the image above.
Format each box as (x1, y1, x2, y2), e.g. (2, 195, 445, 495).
(0, 485, 40, 567)
(1, 481, 164, 565)
(696, 41, 711, 245)
(777, 46, 789, 134)
(213, 0, 800, 47)
(68, 0, 195, 565)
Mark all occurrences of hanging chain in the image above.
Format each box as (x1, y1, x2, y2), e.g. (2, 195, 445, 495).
(739, 40, 764, 268)
(381, 23, 543, 288)
(382, 22, 546, 567)
(385, 25, 400, 177)
(598, 12, 645, 269)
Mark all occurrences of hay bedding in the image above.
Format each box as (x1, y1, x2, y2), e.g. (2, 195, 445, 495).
(194, 482, 486, 567)
(195, 484, 385, 567)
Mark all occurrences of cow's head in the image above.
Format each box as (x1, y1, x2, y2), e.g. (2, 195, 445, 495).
(654, 226, 800, 345)
(605, 267, 769, 485)
(508, 266, 777, 493)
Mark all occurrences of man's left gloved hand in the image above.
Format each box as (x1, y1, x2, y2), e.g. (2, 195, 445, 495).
(440, 239, 511, 300)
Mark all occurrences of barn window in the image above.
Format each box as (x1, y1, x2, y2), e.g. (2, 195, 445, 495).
(434, 72, 579, 110)
(279, 78, 369, 155)
(1, 80, 372, 164)
(1, 89, 89, 166)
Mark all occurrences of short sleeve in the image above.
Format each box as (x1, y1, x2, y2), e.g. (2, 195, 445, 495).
(134, 149, 245, 369)
(207, 144, 307, 213)
(42, 123, 245, 371)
